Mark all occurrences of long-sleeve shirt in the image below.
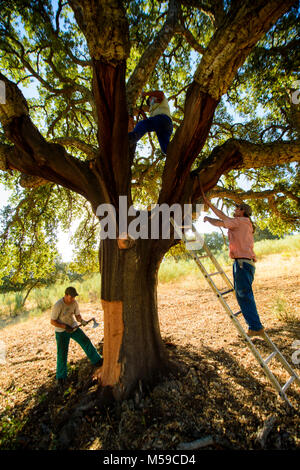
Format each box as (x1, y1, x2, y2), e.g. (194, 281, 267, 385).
(149, 93, 172, 119)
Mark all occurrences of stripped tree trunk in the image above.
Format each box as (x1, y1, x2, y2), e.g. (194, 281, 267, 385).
(97, 237, 172, 399)
(0, 0, 297, 402)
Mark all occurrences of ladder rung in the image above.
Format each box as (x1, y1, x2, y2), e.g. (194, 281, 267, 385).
(264, 351, 277, 365)
(179, 232, 300, 406)
(233, 310, 242, 317)
(282, 376, 296, 393)
(219, 288, 234, 296)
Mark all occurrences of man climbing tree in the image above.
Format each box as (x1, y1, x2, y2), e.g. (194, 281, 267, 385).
(0, 0, 299, 402)
(129, 90, 173, 154)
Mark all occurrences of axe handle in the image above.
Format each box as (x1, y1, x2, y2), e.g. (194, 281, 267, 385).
(72, 317, 94, 331)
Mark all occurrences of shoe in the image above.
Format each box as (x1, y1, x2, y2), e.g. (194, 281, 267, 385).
(93, 357, 103, 368)
(247, 328, 265, 338)
(56, 378, 67, 390)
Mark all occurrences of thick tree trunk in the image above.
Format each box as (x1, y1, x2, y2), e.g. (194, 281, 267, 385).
(95, 237, 172, 400)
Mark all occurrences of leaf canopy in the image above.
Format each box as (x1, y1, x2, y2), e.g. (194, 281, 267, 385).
(0, 0, 299, 284)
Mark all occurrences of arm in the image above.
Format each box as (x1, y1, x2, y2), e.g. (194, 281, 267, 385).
(50, 318, 73, 331)
(203, 216, 225, 227)
(201, 185, 232, 222)
(140, 109, 148, 119)
(75, 314, 88, 325)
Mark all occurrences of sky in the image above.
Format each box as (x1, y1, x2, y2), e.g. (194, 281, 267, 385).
(0, 81, 231, 263)
(0, 185, 218, 262)
(0, 10, 238, 263)
(0, 75, 224, 262)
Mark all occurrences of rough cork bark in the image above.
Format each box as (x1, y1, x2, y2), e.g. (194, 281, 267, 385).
(0, 0, 298, 400)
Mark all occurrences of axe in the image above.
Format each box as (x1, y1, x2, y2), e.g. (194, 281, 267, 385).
(72, 317, 99, 332)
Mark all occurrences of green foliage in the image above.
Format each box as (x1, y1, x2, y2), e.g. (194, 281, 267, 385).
(272, 292, 298, 323)
(0, 271, 100, 323)
(0, 1, 299, 282)
(254, 227, 280, 242)
(160, 234, 300, 283)
(0, 184, 84, 288)
(0, 410, 26, 449)
(254, 233, 300, 257)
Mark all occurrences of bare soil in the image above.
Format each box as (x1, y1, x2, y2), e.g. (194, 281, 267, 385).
(0, 254, 299, 451)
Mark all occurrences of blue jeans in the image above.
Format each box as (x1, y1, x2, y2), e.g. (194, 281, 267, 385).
(233, 260, 263, 331)
(128, 114, 173, 154)
(55, 329, 102, 379)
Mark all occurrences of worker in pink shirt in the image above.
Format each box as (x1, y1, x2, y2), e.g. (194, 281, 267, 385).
(201, 188, 265, 337)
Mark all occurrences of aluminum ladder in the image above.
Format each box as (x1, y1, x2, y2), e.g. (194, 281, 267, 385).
(172, 218, 300, 407)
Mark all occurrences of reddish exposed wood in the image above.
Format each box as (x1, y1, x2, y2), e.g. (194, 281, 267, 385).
(192, 150, 243, 200)
(92, 60, 129, 201)
(94, 299, 124, 387)
(0, 0, 297, 402)
(97, 238, 171, 398)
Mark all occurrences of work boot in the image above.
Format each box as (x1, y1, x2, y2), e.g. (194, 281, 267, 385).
(56, 378, 67, 390)
(247, 328, 265, 338)
(93, 357, 103, 368)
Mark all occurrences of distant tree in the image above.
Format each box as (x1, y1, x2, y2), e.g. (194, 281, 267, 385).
(254, 227, 280, 242)
(205, 232, 226, 252)
(0, 0, 299, 400)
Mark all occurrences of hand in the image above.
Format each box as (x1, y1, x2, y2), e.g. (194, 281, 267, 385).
(81, 319, 88, 326)
(203, 216, 209, 223)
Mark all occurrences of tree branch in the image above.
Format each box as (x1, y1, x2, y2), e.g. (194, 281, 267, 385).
(36, 0, 92, 67)
(175, 22, 206, 54)
(1, 34, 91, 100)
(193, 0, 296, 100)
(268, 195, 299, 223)
(190, 138, 300, 200)
(51, 137, 98, 160)
(179, 0, 225, 27)
(126, 0, 180, 111)
(68, 0, 130, 64)
(158, 0, 296, 205)
(209, 185, 300, 205)
(0, 74, 104, 207)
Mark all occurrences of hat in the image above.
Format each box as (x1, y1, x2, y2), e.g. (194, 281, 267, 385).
(236, 203, 252, 217)
(65, 286, 79, 297)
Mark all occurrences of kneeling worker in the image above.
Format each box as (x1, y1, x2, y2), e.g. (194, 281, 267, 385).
(51, 286, 103, 386)
(201, 188, 265, 338)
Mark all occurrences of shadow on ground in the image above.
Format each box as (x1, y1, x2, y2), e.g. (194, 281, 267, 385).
(1, 332, 299, 451)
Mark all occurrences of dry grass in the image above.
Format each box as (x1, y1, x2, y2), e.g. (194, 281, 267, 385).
(0, 252, 299, 450)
